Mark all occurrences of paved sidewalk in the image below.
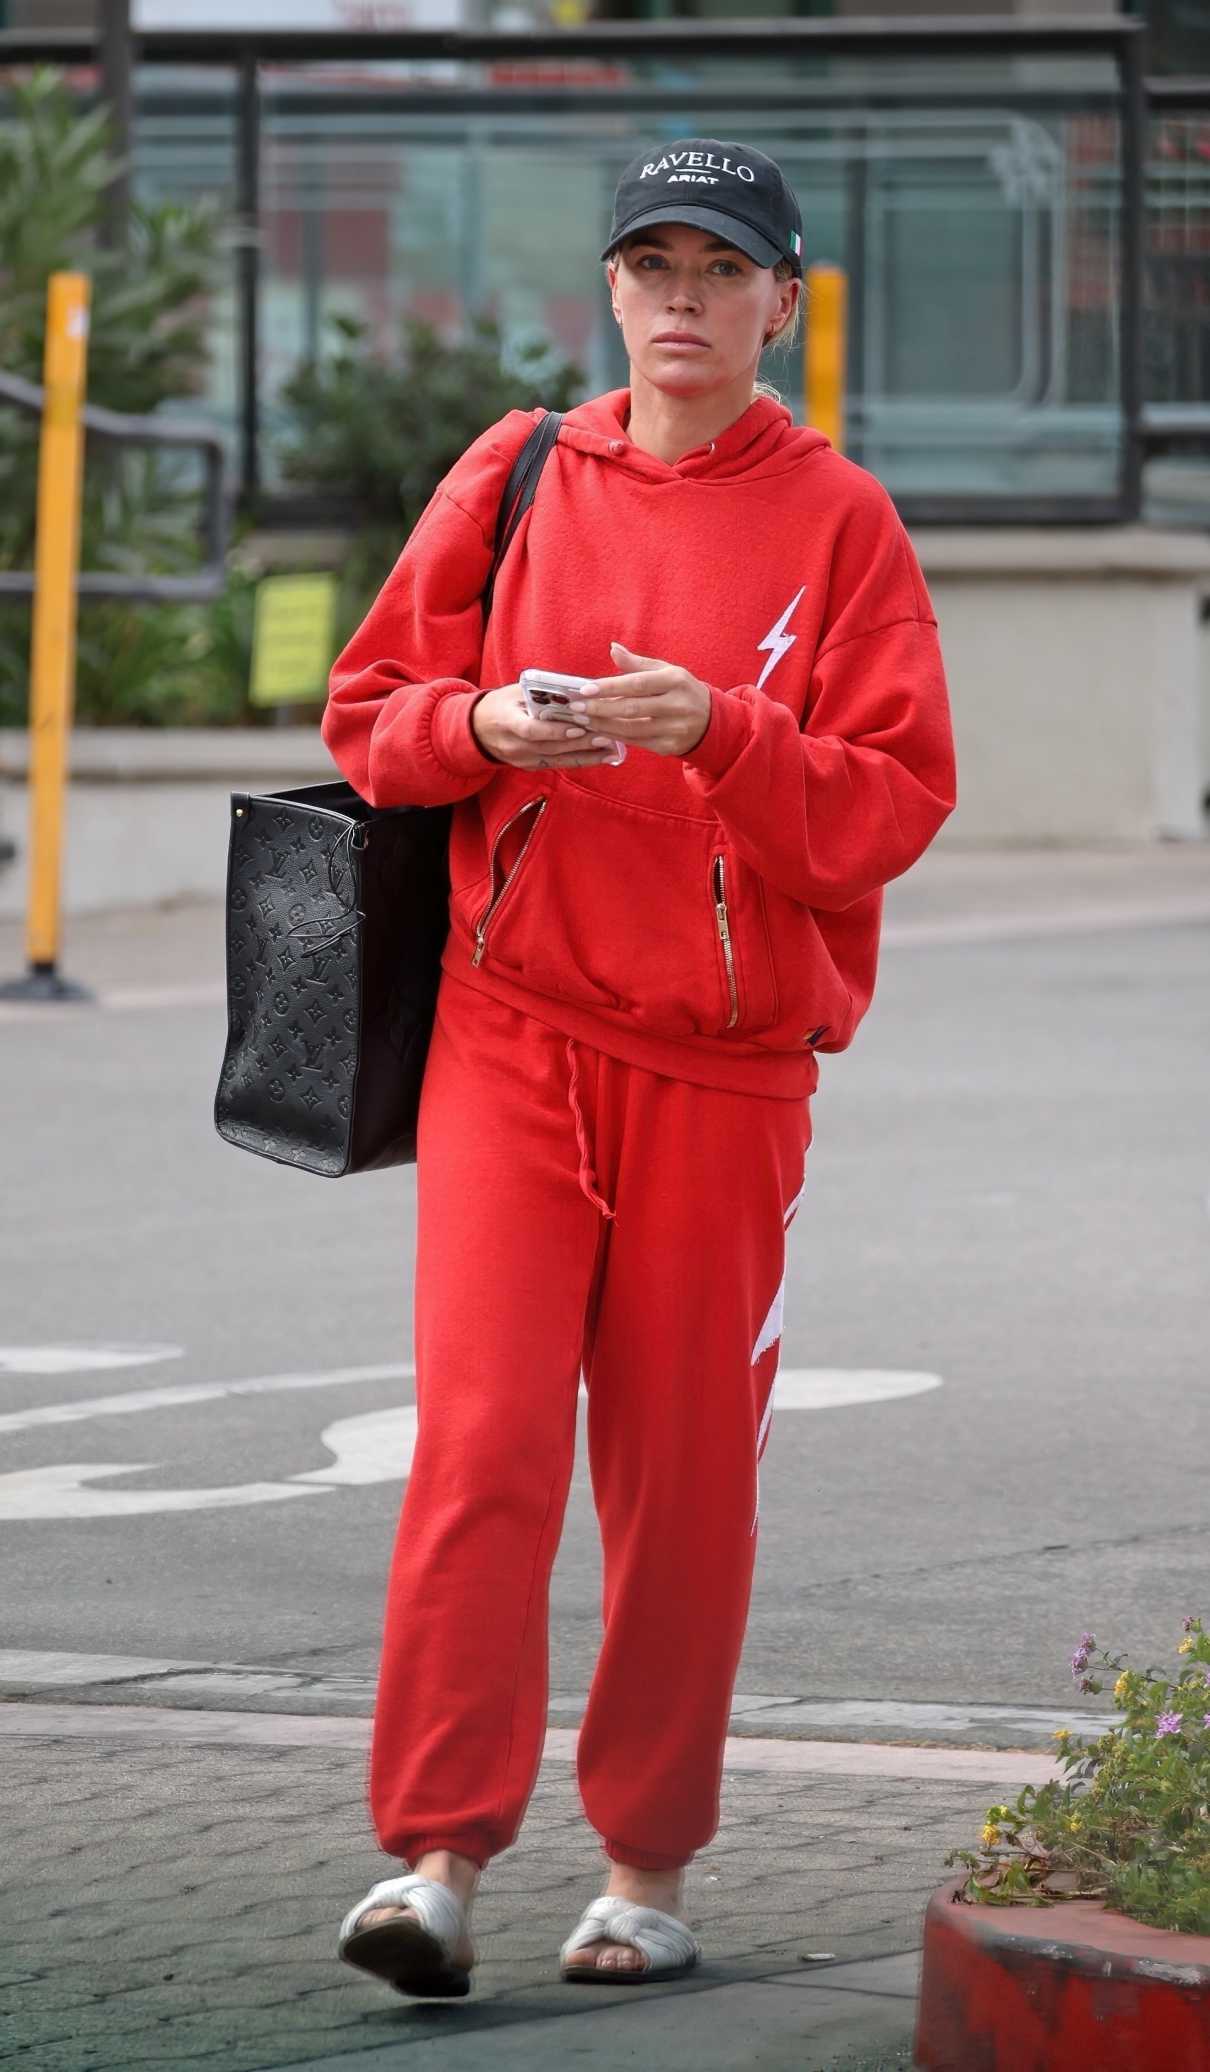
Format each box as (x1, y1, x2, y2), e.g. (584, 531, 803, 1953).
(0, 1702, 1028, 2072)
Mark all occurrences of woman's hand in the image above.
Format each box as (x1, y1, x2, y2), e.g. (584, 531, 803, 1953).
(578, 642, 713, 758)
(471, 686, 622, 771)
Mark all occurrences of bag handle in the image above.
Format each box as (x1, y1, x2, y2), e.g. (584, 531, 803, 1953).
(482, 409, 564, 620)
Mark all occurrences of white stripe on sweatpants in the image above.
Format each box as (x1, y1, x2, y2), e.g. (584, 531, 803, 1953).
(749, 1178, 805, 1534)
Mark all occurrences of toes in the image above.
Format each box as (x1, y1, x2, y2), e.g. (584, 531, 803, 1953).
(570, 1940, 646, 1973)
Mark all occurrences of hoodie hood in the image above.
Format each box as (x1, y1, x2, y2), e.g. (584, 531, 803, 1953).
(558, 387, 829, 484)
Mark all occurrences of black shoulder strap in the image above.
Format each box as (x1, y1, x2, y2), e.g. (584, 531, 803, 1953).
(482, 410, 564, 619)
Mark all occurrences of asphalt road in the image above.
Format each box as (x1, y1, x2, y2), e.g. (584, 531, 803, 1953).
(3, 844, 1208, 1719)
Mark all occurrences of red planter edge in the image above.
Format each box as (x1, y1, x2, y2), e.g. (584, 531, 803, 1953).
(914, 1875, 1210, 2072)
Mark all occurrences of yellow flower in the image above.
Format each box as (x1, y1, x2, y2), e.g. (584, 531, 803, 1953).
(981, 1824, 1002, 1847)
(1066, 1816, 1082, 1832)
(1053, 1728, 1070, 1744)
(1114, 1674, 1131, 1701)
(1178, 1638, 1195, 1655)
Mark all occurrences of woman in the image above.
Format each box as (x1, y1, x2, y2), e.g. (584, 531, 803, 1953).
(324, 137, 956, 1996)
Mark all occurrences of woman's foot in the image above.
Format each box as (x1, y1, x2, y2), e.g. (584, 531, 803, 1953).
(563, 1865, 685, 1976)
(356, 1849, 478, 1972)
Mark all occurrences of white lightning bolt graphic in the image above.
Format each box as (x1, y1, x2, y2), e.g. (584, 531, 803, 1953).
(755, 585, 806, 690)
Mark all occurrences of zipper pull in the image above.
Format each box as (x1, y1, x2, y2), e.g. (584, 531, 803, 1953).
(471, 932, 486, 968)
(715, 900, 731, 945)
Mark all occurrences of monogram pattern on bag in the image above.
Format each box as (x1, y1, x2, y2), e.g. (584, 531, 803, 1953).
(218, 799, 361, 1169)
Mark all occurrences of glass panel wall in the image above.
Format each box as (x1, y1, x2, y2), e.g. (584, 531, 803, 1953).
(0, 43, 1130, 513)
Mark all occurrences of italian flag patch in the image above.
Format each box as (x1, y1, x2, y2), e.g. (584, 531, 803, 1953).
(789, 230, 802, 256)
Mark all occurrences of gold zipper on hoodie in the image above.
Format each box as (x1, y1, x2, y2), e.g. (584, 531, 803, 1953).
(471, 798, 547, 967)
(712, 855, 739, 1029)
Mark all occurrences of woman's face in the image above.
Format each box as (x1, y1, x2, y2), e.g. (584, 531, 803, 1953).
(608, 223, 797, 400)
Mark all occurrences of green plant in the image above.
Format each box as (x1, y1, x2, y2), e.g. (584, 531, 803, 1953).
(0, 68, 226, 725)
(947, 1619, 1210, 1936)
(277, 311, 584, 632)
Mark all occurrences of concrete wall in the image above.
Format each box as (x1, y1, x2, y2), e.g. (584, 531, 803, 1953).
(1, 526, 1208, 917)
(917, 528, 1210, 846)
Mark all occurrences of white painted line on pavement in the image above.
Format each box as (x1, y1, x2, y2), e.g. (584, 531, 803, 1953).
(0, 1343, 184, 1376)
(774, 1371, 941, 1411)
(0, 1366, 940, 1519)
(0, 1361, 413, 1436)
(0, 1701, 1063, 1783)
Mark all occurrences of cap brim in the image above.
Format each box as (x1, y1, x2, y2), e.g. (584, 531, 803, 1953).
(602, 204, 786, 273)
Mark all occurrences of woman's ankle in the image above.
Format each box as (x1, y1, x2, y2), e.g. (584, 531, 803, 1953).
(604, 1861, 684, 1908)
(412, 1848, 481, 1905)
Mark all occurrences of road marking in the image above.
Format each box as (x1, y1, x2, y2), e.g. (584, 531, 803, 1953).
(290, 1405, 418, 1486)
(0, 1367, 940, 1520)
(0, 1361, 412, 1436)
(773, 1370, 941, 1410)
(0, 1701, 1062, 1783)
(0, 1464, 325, 1520)
(0, 1343, 184, 1376)
(0, 1651, 1110, 1747)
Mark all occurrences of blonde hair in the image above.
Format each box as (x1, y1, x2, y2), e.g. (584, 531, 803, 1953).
(755, 258, 803, 401)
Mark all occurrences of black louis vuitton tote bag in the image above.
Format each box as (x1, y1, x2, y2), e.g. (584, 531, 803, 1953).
(214, 409, 564, 1176)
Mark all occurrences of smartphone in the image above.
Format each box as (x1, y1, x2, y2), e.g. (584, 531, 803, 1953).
(519, 669, 626, 765)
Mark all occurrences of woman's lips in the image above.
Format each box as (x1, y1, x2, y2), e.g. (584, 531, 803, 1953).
(651, 333, 710, 349)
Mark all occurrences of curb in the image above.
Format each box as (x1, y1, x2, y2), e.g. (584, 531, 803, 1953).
(914, 1877, 1210, 2070)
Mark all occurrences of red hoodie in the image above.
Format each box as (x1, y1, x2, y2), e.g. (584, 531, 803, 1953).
(322, 389, 956, 1099)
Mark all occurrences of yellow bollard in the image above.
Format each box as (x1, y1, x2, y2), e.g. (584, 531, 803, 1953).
(804, 262, 848, 457)
(24, 272, 90, 992)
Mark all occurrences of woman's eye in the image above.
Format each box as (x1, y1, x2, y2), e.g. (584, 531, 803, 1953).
(711, 260, 742, 277)
(636, 254, 667, 271)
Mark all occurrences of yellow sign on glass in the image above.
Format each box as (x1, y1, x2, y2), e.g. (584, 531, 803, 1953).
(249, 574, 338, 706)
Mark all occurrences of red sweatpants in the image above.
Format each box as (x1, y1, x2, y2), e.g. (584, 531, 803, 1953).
(369, 975, 810, 1872)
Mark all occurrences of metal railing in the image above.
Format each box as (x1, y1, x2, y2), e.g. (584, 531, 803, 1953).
(0, 370, 230, 603)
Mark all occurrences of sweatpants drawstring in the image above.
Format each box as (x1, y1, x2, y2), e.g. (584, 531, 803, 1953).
(565, 1040, 616, 1221)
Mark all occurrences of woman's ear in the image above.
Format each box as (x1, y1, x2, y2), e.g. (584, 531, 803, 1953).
(768, 276, 800, 343)
(606, 258, 621, 323)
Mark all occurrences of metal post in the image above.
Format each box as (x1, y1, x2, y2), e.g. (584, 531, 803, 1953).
(98, 0, 134, 250)
(1119, 21, 1146, 521)
(237, 52, 262, 508)
(0, 275, 94, 1005)
(804, 263, 848, 455)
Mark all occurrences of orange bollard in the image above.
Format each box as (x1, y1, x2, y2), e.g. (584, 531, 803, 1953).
(804, 262, 848, 456)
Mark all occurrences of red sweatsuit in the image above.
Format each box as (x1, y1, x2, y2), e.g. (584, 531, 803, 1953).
(323, 390, 955, 1871)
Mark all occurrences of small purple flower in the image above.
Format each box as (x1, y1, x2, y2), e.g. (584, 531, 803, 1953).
(1079, 1677, 1097, 1694)
(1203, 1714, 1210, 1730)
(1080, 1632, 1096, 1649)
(1183, 1615, 1198, 1633)
(1156, 1712, 1183, 1738)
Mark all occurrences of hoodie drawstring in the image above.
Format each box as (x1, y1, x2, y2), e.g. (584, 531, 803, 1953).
(566, 1040, 615, 1222)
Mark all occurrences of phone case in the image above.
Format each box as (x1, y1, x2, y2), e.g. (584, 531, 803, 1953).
(520, 671, 627, 764)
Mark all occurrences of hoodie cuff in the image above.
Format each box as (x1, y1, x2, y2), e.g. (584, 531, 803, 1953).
(431, 688, 496, 777)
(681, 686, 752, 778)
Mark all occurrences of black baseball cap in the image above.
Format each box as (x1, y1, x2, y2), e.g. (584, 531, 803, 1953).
(601, 137, 804, 279)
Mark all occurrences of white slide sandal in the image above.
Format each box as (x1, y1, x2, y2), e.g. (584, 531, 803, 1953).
(338, 1874, 473, 1998)
(559, 1895, 702, 1984)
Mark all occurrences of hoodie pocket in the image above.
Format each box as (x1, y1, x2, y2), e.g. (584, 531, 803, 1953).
(475, 784, 779, 1041)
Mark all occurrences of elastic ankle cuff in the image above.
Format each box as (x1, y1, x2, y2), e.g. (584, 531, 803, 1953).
(603, 1840, 691, 1871)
